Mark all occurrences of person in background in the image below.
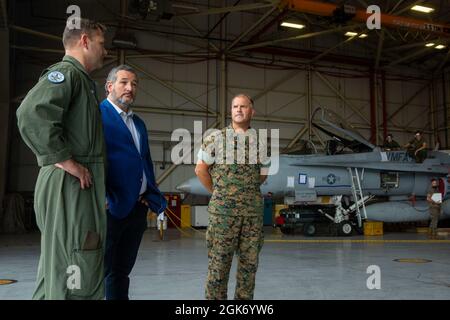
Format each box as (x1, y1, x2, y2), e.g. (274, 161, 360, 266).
(382, 134, 400, 151)
(426, 178, 442, 239)
(404, 131, 427, 163)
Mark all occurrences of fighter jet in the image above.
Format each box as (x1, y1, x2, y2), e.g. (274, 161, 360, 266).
(176, 108, 450, 236)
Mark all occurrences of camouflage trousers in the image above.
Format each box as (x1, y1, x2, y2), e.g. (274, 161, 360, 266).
(429, 206, 441, 236)
(205, 214, 264, 300)
(407, 149, 427, 163)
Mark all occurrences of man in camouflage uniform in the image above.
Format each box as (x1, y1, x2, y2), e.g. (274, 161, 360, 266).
(404, 131, 427, 163)
(382, 134, 400, 151)
(195, 94, 270, 300)
(426, 178, 441, 238)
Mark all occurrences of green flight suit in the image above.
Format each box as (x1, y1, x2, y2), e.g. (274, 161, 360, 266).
(16, 55, 106, 300)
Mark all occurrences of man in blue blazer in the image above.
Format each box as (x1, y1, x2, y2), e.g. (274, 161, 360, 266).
(100, 65, 167, 300)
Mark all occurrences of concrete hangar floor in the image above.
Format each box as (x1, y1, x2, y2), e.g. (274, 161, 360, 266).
(1, 227, 450, 300)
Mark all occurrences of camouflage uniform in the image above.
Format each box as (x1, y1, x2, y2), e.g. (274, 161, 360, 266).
(382, 139, 400, 150)
(198, 124, 269, 300)
(427, 185, 441, 236)
(406, 137, 427, 163)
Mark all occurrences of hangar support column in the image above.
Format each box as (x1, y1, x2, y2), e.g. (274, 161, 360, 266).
(219, 53, 227, 128)
(381, 71, 387, 140)
(430, 79, 437, 148)
(443, 72, 449, 149)
(0, 28, 10, 220)
(369, 69, 377, 145)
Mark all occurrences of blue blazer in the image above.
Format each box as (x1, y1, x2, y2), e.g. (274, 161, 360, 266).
(100, 99, 167, 219)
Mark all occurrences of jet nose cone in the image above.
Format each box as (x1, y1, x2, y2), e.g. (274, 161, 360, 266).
(176, 182, 191, 193)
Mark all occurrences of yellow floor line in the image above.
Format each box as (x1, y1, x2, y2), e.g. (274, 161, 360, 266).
(264, 239, 450, 244)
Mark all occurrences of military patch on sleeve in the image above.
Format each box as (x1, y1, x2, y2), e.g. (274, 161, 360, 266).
(47, 71, 65, 84)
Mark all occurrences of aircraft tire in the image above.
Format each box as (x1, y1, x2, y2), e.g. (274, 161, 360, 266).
(339, 221, 353, 236)
(303, 223, 316, 237)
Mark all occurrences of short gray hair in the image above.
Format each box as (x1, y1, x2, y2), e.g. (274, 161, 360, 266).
(105, 64, 138, 95)
(231, 93, 254, 107)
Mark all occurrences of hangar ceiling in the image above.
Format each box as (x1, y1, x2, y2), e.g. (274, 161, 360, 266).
(8, 0, 450, 72)
(6, 0, 450, 186)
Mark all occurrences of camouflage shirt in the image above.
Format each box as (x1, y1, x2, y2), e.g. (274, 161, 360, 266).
(383, 140, 400, 150)
(408, 137, 426, 151)
(198, 124, 270, 216)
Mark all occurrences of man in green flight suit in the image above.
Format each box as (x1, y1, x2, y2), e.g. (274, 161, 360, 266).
(195, 94, 270, 300)
(16, 18, 108, 300)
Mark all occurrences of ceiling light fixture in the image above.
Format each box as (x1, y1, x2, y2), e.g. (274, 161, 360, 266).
(280, 21, 306, 29)
(411, 5, 434, 13)
(345, 31, 358, 37)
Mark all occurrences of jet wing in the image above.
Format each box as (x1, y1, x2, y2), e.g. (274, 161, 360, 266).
(289, 150, 450, 174)
(290, 162, 449, 174)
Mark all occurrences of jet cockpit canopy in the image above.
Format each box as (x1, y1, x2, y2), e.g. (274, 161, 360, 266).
(312, 107, 376, 155)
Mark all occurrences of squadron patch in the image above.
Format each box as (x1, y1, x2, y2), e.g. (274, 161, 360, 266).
(47, 71, 65, 84)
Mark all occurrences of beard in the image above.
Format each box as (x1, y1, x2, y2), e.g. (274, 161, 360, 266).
(117, 96, 134, 109)
(111, 90, 134, 110)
